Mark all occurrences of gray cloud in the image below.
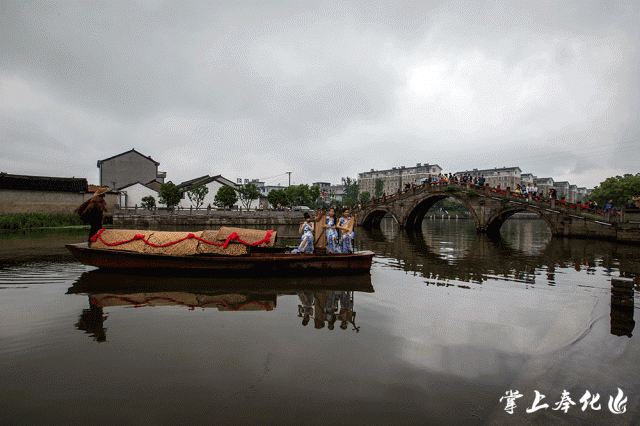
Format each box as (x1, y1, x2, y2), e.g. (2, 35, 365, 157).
(1, 0, 638, 188)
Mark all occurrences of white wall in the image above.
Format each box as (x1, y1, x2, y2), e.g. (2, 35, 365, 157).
(121, 184, 158, 208)
(179, 181, 240, 209)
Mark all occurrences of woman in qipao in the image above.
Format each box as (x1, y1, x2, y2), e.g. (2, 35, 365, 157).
(337, 208, 355, 254)
(325, 207, 340, 253)
(292, 212, 315, 254)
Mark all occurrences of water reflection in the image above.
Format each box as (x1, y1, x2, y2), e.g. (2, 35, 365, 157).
(360, 219, 639, 338)
(75, 303, 108, 343)
(67, 270, 372, 341)
(611, 277, 636, 337)
(361, 219, 640, 285)
(298, 291, 358, 331)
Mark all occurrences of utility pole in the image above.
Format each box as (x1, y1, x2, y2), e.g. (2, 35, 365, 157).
(286, 171, 292, 187)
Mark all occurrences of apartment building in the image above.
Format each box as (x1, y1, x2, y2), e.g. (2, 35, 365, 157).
(358, 163, 443, 196)
(534, 177, 554, 197)
(455, 167, 522, 189)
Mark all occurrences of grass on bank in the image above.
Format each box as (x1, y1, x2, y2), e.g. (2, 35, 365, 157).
(0, 213, 85, 230)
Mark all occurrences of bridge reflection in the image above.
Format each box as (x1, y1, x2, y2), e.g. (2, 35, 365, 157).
(359, 220, 638, 337)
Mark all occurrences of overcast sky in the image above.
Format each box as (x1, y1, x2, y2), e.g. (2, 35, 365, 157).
(1, 0, 638, 189)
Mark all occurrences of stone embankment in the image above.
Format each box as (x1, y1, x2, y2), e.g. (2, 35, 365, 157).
(113, 210, 308, 228)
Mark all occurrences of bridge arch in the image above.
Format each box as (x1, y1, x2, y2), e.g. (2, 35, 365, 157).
(485, 205, 558, 236)
(361, 206, 400, 228)
(404, 192, 481, 230)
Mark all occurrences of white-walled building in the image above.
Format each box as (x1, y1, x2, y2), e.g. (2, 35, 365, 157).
(521, 173, 535, 187)
(117, 182, 159, 209)
(178, 175, 238, 209)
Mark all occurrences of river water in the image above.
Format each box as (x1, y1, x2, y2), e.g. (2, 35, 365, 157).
(1, 218, 638, 425)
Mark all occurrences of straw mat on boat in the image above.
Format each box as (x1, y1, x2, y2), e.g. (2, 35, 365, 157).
(143, 231, 203, 256)
(90, 229, 155, 252)
(196, 230, 249, 255)
(214, 227, 277, 247)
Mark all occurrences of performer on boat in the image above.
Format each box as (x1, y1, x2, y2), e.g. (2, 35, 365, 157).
(325, 207, 339, 253)
(292, 212, 315, 254)
(337, 208, 355, 254)
(75, 187, 108, 243)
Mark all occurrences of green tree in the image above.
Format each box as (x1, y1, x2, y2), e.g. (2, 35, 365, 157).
(141, 195, 156, 211)
(374, 178, 384, 199)
(590, 174, 640, 208)
(359, 191, 371, 203)
(342, 177, 359, 207)
(237, 183, 260, 209)
(309, 186, 321, 206)
(267, 189, 290, 208)
(158, 182, 182, 208)
(284, 184, 315, 207)
(214, 185, 238, 209)
(284, 185, 299, 207)
(186, 183, 209, 209)
(432, 198, 469, 215)
(329, 199, 341, 208)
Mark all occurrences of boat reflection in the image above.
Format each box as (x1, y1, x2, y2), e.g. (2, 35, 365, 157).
(67, 270, 373, 342)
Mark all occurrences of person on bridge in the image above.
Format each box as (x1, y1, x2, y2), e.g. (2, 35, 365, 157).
(515, 184, 522, 195)
(604, 200, 614, 213)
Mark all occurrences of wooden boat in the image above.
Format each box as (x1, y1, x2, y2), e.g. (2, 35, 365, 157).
(65, 242, 374, 273)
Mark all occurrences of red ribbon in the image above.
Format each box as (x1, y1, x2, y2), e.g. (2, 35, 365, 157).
(90, 229, 274, 249)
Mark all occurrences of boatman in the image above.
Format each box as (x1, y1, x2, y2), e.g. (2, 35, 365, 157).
(76, 187, 108, 244)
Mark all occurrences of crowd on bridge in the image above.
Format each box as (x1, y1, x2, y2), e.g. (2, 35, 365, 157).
(355, 173, 638, 220)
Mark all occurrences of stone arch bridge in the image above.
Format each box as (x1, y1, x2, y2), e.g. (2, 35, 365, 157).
(355, 183, 640, 244)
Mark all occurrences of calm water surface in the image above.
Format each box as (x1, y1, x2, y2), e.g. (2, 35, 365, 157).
(1, 219, 639, 425)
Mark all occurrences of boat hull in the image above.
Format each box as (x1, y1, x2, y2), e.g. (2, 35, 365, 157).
(65, 243, 374, 273)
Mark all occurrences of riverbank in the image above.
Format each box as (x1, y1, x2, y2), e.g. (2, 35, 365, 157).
(0, 212, 83, 230)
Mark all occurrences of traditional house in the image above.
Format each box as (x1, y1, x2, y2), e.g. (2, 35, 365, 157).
(97, 149, 166, 190)
(178, 175, 238, 209)
(116, 182, 159, 209)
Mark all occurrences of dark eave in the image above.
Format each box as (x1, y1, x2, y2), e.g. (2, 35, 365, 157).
(96, 149, 160, 167)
